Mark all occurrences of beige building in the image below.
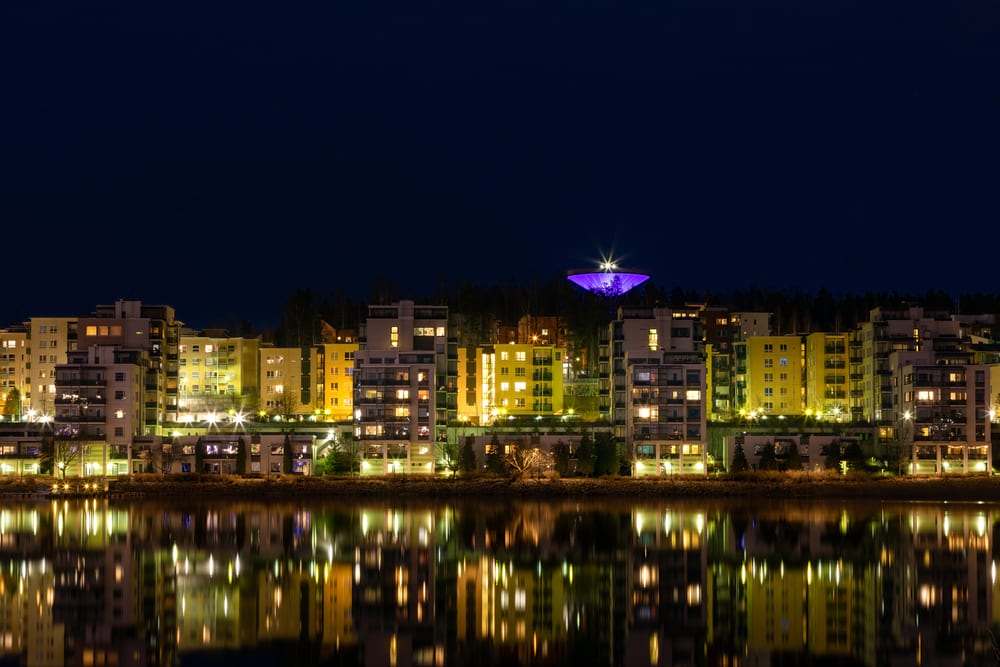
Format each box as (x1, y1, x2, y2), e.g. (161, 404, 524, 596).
(354, 300, 456, 475)
(260, 346, 316, 419)
(25, 316, 77, 418)
(0, 326, 28, 420)
(80, 300, 181, 433)
(602, 305, 708, 476)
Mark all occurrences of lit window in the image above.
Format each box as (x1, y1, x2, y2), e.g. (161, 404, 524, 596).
(648, 328, 658, 351)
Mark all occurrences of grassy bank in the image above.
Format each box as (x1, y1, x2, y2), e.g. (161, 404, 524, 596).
(8, 472, 1000, 502)
(84, 472, 1000, 502)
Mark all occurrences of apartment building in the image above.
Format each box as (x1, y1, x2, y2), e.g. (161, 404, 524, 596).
(353, 301, 456, 475)
(80, 300, 181, 433)
(259, 346, 316, 418)
(178, 329, 261, 422)
(601, 305, 707, 476)
(890, 349, 991, 474)
(804, 332, 849, 420)
(743, 335, 804, 417)
(471, 342, 564, 421)
(53, 345, 145, 476)
(852, 305, 965, 424)
(316, 340, 358, 422)
(0, 326, 27, 420)
(24, 316, 77, 418)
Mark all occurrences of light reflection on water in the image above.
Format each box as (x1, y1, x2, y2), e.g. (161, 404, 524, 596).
(0, 497, 996, 666)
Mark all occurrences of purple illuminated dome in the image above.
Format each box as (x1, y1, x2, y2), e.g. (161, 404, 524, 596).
(567, 261, 650, 298)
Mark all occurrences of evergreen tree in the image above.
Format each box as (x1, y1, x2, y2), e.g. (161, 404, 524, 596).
(551, 440, 571, 476)
(593, 432, 619, 476)
(2, 388, 20, 419)
(823, 444, 842, 471)
(575, 434, 596, 477)
(730, 443, 750, 473)
(459, 436, 477, 474)
(757, 442, 778, 471)
(784, 442, 803, 472)
(282, 433, 293, 474)
(485, 435, 507, 475)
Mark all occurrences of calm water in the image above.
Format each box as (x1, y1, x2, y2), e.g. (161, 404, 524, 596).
(0, 496, 998, 666)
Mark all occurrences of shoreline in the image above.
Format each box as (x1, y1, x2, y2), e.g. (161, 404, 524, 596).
(83, 473, 1000, 503)
(10, 473, 1000, 502)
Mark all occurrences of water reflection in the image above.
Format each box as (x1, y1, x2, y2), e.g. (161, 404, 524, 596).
(0, 498, 997, 665)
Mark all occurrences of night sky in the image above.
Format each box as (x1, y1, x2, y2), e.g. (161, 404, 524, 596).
(3, 0, 998, 329)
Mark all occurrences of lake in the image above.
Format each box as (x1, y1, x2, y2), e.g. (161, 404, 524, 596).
(0, 496, 996, 666)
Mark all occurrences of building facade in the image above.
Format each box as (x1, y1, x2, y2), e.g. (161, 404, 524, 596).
(353, 301, 456, 475)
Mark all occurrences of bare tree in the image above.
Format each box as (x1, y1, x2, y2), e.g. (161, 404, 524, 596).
(505, 440, 540, 479)
(436, 439, 461, 478)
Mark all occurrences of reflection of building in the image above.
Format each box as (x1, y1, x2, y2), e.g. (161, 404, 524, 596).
(0, 499, 996, 666)
(626, 509, 708, 666)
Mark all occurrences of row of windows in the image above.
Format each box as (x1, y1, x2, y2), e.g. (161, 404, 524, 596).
(179, 385, 237, 394)
(178, 344, 238, 354)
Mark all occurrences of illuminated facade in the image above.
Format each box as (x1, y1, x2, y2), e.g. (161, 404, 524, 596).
(743, 335, 804, 417)
(353, 300, 456, 475)
(0, 325, 27, 421)
(804, 332, 849, 420)
(602, 305, 708, 476)
(474, 343, 564, 421)
(316, 341, 358, 422)
(892, 355, 992, 474)
(80, 300, 181, 433)
(54, 345, 145, 476)
(24, 316, 77, 418)
(259, 346, 315, 418)
(178, 329, 261, 422)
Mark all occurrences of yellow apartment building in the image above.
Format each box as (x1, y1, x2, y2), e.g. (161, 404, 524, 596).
(316, 341, 357, 422)
(476, 343, 564, 421)
(804, 332, 849, 421)
(178, 330, 261, 422)
(743, 335, 804, 417)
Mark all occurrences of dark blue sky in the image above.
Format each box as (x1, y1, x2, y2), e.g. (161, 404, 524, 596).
(2, 0, 998, 329)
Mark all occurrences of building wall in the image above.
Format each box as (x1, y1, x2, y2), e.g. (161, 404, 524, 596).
(317, 342, 357, 422)
(178, 332, 261, 421)
(354, 301, 451, 475)
(0, 327, 27, 420)
(744, 335, 803, 417)
(25, 317, 77, 417)
(487, 343, 564, 419)
(804, 332, 849, 420)
(260, 347, 313, 417)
